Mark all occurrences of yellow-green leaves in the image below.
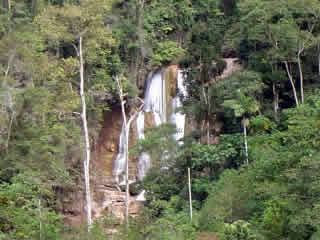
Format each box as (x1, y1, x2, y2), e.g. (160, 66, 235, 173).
(151, 41, 184, 66)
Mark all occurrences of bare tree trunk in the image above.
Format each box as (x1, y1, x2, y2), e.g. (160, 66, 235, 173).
(200, 120, 205, 144)
(3, 0, 11, 33)
(284, 61, 299, 107)
(3, 53, 15, 154)
(6, 113, 14, 154)
(202, 86, 210, 144)
(318, 52, 320, 76)
(297, 51, 304, 104)
(115, 76, 129, 227)
(125, 123, 129, 229)
(243, 117, 249, 167)
(318, 51, 320, 76)
(207, 88, 211, 145)
(31, 0, 38, 15)
(132, 0, 145, 86)
(188, 168, 192, 221)
(272, 82, 279, 119)
(3, 0, 11, 10)
(79, 36, 92, 230)
(317, 43, 320, 76)
(207, 121, 210, 144)
(137, 0, 146, 59)
(39, 199, 42, 240)
(115, 77, 144, 228)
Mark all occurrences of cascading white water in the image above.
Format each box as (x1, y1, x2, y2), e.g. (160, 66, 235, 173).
(113, 120, 132, 184)
(170, 70, 187, 143)
(143, 71, 167, 124)
(113, 68, 187, 188)
(136, 70, 166, 180)
(136, 112, 151, 180)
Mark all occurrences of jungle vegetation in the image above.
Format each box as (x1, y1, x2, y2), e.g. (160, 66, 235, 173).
(1, 0, 320, 239)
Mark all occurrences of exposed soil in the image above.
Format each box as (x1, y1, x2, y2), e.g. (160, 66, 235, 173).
(216, 58, 242, 80)
(196, 232, 220, 240)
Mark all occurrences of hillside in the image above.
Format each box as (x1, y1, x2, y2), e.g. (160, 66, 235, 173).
(0, 0, 320, 239)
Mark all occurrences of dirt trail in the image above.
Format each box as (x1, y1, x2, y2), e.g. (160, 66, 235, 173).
(216, 58, 242, 80)
(203, 58, 242, 86)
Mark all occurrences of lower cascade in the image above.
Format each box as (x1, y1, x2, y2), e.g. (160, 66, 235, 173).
(113, 66, 187, 187)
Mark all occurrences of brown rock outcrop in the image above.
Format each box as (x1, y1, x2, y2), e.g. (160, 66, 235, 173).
(61, 65, 181, 225)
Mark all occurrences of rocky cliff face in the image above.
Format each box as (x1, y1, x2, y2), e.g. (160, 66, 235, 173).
(59, 107, 139, 226)
(60, 60, 241, 226)
(91, 106, 140, 221)
(60, 65, 180, 225)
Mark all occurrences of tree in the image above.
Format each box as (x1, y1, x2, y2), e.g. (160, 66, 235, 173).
(223, 91, 260, 166)
(115, 76, 143, 226)
(214, 71, 265, 166)
(246, 93, 320, 239)
(199, 170, 252, 231)
(234, 0, 320, 107)
(78, 33, 92, 228)
(0, 172, 63, 239)
(37, 0, 114, 229)
(2, 0, 11, 10)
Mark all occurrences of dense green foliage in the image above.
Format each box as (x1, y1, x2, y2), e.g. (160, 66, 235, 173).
(1, 0, 320, 239)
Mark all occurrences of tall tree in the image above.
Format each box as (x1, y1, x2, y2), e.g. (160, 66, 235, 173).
(115, 76, 143, 226)
(223, 91, 260, 166)
(233, 0, 320, 107)
(37, 0, 114, 229)
(214, 71, 265, 165)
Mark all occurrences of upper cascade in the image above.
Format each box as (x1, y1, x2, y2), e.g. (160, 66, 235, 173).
(143, 71, 167, 124)
(113, 67, 187, 183)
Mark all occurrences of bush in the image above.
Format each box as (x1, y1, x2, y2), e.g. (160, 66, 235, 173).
(220, 220, 264, 240)
(151, 41, 184, 66)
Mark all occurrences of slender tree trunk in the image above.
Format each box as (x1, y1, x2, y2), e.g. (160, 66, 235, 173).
(272, 82, 279, 119)
(31, 0, 38, 16)
(115, 77, 129, 227)
(202, 86, 209, 144)
(317, 43, 320, 76)
(297, 51, 304, 104)
(243, 117, 249, 167)
(207, 88, 211, 144)
(137, 0, 146, 59)
(6, 112, 14, 154)
(125, 126, 129, 228)
(284, 61, 299, 107)
(188, 168, 192, 221)
(318, 51, 320, 76)
(3, 0, 10, 33)
(207, 121, 210, 144)
(39, 199, 42, 240)
(79, 36, 92, 230)
(115, 77, 145, 228)
(318, 52, 320, 76)
(200, 120, 205, 144)
(3, 53, 15, 154)
(133, 0, 145, 85)
(3, 0, 10, 10)
(2, 53, 14, 89)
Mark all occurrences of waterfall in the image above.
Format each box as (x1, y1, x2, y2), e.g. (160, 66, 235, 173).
(137, 70, 168, 180)
(136, 112, 151, 180)
(144, 71, 167, 124)
(136, 70, 166, 180)
(170, 70, 187, 143)
(113, 119, 133, 184)
(113, 68, 187, 185)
